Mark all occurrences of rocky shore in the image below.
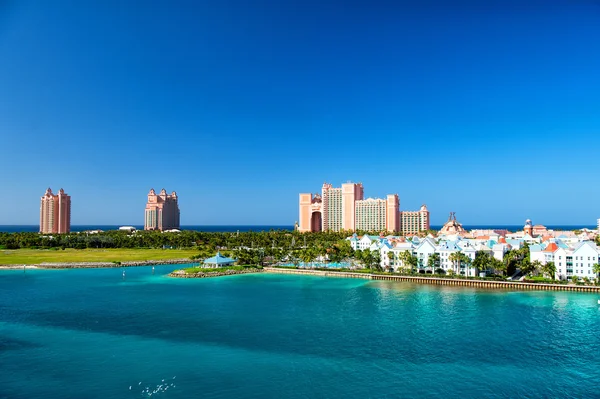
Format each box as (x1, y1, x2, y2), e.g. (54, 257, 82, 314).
(0, 258, 196, 269)
(169, 268, 263, 278)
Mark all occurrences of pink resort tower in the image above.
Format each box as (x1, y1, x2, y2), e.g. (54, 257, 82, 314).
(299, 182, 429, 234)
(39, 188, 71, 234)
(144, 188, 180, 231)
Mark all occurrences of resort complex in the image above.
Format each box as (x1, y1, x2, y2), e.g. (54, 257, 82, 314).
(144, 188, 181, 231)
(298, 182, 429, 234)
(348, 217, 600, 281)
(39, 188, 71, 234)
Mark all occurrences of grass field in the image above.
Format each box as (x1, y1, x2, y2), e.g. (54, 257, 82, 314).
(0, 248, 200, 265)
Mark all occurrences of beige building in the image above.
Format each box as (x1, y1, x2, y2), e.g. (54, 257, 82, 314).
(144, 188, 180, 231)
(437, 212, 467, 236)
(40, 188, 71, 234)
(355, 198, 387, 232)
(399, 205, 430, 235)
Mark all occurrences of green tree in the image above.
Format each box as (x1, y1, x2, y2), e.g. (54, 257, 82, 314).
(387, 251, 395, 271)
(461, 253, 472, 277)
(571, 275, 579, 284)
(364, 250, 382, 272)
(398, 250, 417, 273)
(427, 253, 440, 274)
(472, 251, 493, 275)
(449, 252, 461, 275)
(521, 260, 542, 276)
(491, 257, 506, 276)
(592, 263, 600, 281)
(541, 261, 556, 280)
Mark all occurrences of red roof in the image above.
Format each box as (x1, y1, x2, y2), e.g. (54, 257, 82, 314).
(544, 243, 559, 253)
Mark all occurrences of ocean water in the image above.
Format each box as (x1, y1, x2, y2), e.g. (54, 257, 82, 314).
(0, 224, 595, 233)
(0, 225, 295, 233)
(1, 267, 599, 398)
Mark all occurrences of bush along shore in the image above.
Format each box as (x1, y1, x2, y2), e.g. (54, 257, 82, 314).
(169, 265, 263, 278)
(0, 258, 196, 269)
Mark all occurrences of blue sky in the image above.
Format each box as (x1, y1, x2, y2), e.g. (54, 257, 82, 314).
(1, 0, 599, 226)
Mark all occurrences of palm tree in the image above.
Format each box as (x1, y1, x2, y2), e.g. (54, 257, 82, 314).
(397, 250, 417, 274)
(473, 251, 493, 276)
(592, 263, 600, 283)
(428, 253, 440, 274)
(460, 253, 472, 277)
(491, 257, 506, 276)
(526, 260, 543, 277)
(541, 261, 556, 280)
(367, 250, 381, 272)
(449, 252, 461, 276)
(387, 251, 395, 272)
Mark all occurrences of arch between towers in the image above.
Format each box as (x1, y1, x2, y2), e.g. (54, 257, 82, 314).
(311, 211, 322, 232)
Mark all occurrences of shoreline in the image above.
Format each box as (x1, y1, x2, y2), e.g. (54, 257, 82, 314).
(3, 261, 598, 293)
(0, 258, 196, 269)
(168, 268, 263, 278)
(262, 267, 600, 293)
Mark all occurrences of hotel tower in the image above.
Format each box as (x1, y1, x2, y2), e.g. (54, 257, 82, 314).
(40, 188, 71, 234)
(299, 182, 429, 234)
(144, 188, 180, 231)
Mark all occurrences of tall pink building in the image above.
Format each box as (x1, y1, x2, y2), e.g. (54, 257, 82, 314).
(144, 188, 180, 231)
(299, 182, 402, 233)
(40, 188, 71, 234)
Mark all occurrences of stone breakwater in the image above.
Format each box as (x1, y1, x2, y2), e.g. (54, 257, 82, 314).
(169, 268, 263, 278)
(263, 267, 600, 293)
(0, 259, 196, 269)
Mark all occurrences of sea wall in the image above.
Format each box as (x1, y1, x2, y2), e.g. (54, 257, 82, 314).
(169, 268, 263, 278)
(1, 259, 197, 269)
(263, 268, 600, 293)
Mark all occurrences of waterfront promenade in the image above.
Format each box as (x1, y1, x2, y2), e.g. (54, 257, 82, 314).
(263, 267, 600, 293)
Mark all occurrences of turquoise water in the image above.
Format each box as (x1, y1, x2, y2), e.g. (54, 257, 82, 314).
(1, 266, 599, 398)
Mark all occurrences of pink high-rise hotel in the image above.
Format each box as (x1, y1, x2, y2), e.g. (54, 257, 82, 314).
(299, 182, 429, 234)
(144, 188, 180, 231)
(40, 188, 71, 234)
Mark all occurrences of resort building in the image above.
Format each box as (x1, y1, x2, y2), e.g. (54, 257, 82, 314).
(39, 188, 71, 234)
(347, 229, 600, 280)
(144, 188, 180, 231)
(298, 182, 421, 233)
(400, 205, 430, 235)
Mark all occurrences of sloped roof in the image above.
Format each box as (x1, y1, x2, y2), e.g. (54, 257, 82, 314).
(544, 242, 559, 253)
(204, 252, 236, 265)
(529, 244, 543, 252)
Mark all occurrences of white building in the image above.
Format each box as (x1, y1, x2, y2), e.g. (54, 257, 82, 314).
(415, 238, 437, 271)
(345, 232, 599, 280)
(552, 242, 599, 280)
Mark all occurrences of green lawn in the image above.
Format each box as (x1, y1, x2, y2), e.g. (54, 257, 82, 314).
(0, 248, 200, 265)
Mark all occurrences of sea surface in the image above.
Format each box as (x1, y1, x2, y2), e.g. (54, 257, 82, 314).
(1, 266, 599, 398)
(0, 224, 595, 233)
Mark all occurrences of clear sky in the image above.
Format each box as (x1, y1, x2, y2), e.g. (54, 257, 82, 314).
(1, 0, 599, 226)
